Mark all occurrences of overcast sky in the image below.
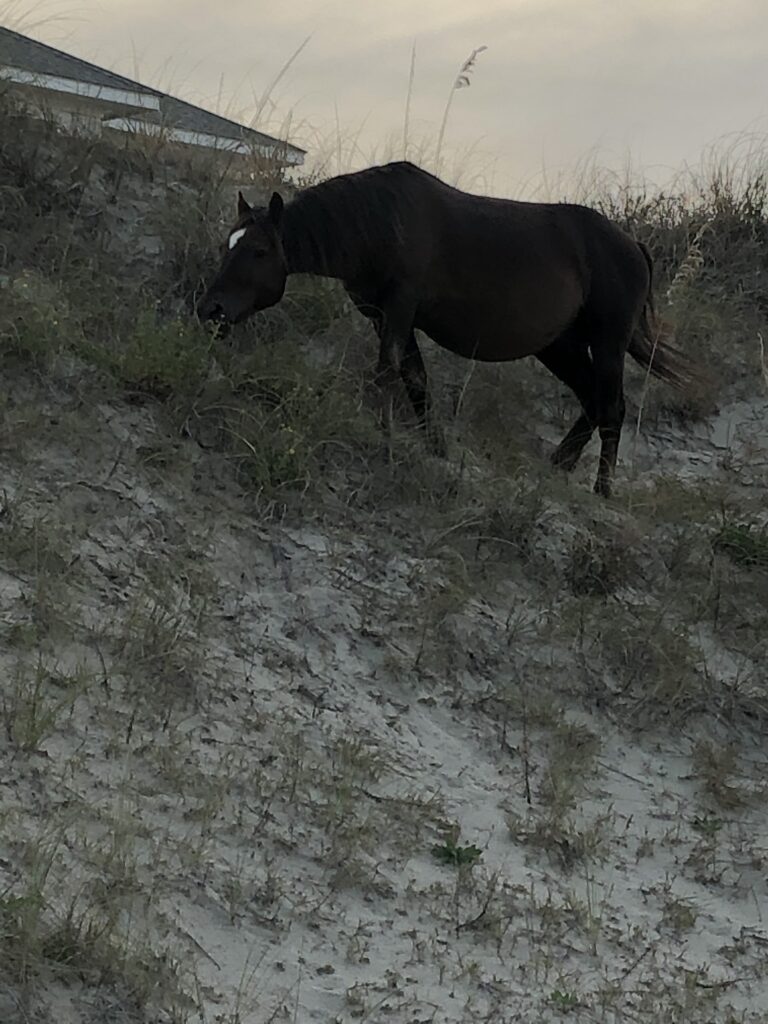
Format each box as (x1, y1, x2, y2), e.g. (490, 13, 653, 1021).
(8, 0, 768, 195)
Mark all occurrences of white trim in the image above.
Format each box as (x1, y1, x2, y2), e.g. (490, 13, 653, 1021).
(0, 65, 160, 111)
(103, 116, 305, 165)
(102, 116, 163, 135)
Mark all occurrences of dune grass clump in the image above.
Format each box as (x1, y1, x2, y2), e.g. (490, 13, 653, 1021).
(713, 521, 768, 570)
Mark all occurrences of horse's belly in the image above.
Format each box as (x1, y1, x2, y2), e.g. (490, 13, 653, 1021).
(414, 259, 584, 361)
(416, 309, 561, 362)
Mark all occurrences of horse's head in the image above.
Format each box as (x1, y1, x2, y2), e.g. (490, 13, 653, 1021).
(197, 190, 287, 326)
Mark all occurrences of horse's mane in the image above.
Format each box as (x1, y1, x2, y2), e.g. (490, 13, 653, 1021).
(282, 161, 432, 276)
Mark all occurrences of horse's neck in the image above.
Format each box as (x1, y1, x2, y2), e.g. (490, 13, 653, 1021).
(282, 189, 353, 280)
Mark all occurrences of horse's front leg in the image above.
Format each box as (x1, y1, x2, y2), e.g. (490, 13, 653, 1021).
(400, 331, 446, 457)
(372, 293, 418, 460)
(375, 332, 405, 463)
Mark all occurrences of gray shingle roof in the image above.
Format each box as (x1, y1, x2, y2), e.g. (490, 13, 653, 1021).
(0, 25, 162, 96)
(0, 26, 305, 157)
(151, 95, 301, 153)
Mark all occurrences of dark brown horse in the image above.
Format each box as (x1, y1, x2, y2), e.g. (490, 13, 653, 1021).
(197, 161, 695, 496)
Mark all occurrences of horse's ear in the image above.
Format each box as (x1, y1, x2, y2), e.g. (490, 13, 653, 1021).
(269, 192, 284, 227)
(237, 190, 252, 218)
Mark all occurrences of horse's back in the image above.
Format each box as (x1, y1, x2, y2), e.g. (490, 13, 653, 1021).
(396, 184, 584, 357)
(344, 163, 650, 358)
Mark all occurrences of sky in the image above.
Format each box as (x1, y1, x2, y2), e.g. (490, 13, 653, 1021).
(5, 0, 768, 196)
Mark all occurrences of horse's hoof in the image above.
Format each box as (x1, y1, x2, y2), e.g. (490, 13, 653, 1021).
(551, 449, 579, 473)
(593, 477, 612, 499)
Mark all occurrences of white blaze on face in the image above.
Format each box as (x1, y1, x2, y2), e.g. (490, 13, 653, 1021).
(228, 228, 247, 251)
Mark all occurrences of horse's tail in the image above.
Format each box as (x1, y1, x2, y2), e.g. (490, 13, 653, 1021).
(627, 241, 700, 392)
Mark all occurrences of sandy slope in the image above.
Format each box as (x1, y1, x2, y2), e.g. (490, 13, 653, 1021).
(0, 373, 767, 1024)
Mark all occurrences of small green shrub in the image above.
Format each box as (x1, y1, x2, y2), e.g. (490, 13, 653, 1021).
(194, 341, 378, 495)
(80, 309, 213, 401)
(0, 275, 84, 369)
(432, 838, 482, 868)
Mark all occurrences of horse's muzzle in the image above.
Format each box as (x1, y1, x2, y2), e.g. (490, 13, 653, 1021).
(196, 294, 233, 339)
(196, 292, 225, 322)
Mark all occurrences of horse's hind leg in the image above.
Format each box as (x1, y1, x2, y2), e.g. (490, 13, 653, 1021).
(591, 337, 628, 498)
(400, 332, 446, 456)
(536, 334, 597, 472)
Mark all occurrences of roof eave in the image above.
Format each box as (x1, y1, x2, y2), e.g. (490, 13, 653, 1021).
(0, 65, 161, 111)
(103, 116, 305, 165)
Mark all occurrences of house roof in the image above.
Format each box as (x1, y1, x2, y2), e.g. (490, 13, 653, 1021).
(0, 25, 163, 97)
(157, 94, 299, 154)
(0, 26, 305, 160)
